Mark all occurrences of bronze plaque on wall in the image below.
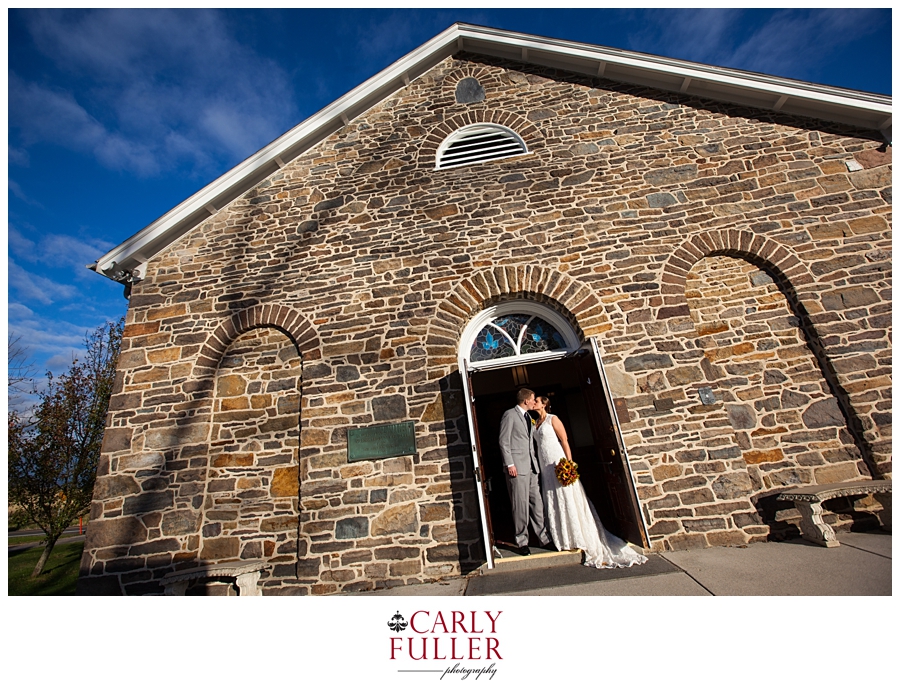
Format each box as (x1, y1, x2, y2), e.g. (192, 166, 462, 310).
(347, 421, 417, 462)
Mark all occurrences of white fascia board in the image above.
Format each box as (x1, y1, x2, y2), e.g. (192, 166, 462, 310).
(93, 23, 891, 281)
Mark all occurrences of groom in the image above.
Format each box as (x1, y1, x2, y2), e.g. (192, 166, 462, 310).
(498, 388, 552, 555)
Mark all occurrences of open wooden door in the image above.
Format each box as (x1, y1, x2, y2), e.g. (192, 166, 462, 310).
(460, 359, 496, 569)
(575, 339, 649, 547)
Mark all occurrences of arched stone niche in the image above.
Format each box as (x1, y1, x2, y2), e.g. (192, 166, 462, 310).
(685, 255, 867, 492)
(197, 326, 301, 585)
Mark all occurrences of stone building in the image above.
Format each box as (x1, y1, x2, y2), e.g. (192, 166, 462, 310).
(78, 24, 892, 595)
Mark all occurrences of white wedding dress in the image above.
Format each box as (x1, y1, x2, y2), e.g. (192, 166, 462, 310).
(537, 416, 648, 569)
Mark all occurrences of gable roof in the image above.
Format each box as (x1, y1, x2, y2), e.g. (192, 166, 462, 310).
(90, 22, 892, 287)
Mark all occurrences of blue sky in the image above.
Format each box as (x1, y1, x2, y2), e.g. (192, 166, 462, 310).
(6, 8, 893, 382)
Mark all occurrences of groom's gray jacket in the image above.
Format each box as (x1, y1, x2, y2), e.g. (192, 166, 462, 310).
(498, 407, 540, 474)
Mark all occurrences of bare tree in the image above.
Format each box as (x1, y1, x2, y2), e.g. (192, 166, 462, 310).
(8, 318, 123, 577)
(8, 334, 35, 401)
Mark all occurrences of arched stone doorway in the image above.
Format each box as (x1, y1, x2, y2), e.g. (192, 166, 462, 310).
(457, 299, 648, 566)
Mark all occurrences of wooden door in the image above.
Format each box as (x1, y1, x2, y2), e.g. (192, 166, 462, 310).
(460, 359, 496, 569)
(575, 341, 648, 547)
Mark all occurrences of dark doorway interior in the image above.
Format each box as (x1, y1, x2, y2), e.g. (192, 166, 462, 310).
(469, 355, 645, 551)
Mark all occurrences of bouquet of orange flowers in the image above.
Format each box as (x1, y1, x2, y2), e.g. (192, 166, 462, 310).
(555, 458, 579, 487)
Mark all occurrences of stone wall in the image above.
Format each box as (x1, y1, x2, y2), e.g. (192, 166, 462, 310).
(80, 53, 891, 594)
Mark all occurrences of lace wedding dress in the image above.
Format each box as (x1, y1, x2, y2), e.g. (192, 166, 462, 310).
(537, 416, 648, 569)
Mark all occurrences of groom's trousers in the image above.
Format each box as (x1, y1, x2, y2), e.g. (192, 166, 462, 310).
(506, 468, 551, 548)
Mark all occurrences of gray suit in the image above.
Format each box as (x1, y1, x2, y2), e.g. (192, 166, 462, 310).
(498, 406, 551, 548)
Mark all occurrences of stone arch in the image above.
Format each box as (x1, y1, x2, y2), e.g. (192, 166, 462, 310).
(425, 265, 610, 372)
(442, 65, 495, 91)
(442, 65, 494, 103)
(142, 305, 316, 460)
(662, 229, 878, 481)
(193, 304, 320, 384)
(418, 110, 545, 169)
(660, 228, 815, 312)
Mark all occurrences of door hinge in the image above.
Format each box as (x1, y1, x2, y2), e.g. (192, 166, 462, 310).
(474, 467, 482, 483)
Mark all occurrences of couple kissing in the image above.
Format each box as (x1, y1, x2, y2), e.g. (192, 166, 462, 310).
(498, 387, 647, 568)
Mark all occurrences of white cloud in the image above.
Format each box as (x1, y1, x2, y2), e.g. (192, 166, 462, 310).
(8, 301, 121, 377)
(11, 9, 299, 177)
(8, 303, 36, 319)
(8, 258, 79, 305)
(8, 146, 30, 166)
(727, 9, 882, 79)
(8, 180, 45, 209)
(8, 225, 114, 279)
(7, 226, 37, 255)
(626, 8, 883, 82)
(641, 9, 736, 65)
(9, 74, 162, 175)
(7, 313, 85, 374)
(625, 8, 740, 65)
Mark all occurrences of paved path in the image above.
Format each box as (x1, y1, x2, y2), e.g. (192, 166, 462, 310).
(8, 534, 86, 552)
(8, 525, 82, 539)
(351, 531, 891, 596)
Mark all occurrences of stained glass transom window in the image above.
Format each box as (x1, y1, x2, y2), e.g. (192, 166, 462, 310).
(469, 314, 567, 363)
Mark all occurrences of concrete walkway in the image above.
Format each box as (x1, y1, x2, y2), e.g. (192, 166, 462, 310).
(353, 530, 891, 596)
(8, 533, 85, 552)
(8, 524, 82, 539)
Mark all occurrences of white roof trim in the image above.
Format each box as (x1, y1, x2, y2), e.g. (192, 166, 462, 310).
(91, 22, 892, 283)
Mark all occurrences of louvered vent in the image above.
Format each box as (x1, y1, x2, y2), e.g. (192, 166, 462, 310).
(436, 125, 528, 170)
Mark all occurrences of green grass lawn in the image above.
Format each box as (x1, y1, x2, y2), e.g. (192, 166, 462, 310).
(8, 542, 84, 596)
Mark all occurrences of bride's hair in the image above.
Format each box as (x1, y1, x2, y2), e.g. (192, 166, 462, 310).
(537, 396, 550, 411)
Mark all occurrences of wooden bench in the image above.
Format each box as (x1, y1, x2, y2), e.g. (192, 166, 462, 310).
(160, 560, 267, 596)
(777, 481, 892, 547)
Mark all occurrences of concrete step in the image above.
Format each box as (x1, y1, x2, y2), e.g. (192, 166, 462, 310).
(472, 548, 584, 576)
(466, 554, 680, 595)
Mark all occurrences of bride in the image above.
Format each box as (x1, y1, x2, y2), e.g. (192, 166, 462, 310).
(534, 396, 648, 569)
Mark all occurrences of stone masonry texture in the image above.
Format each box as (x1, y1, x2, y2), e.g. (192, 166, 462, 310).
(79, 55, 892, 595)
